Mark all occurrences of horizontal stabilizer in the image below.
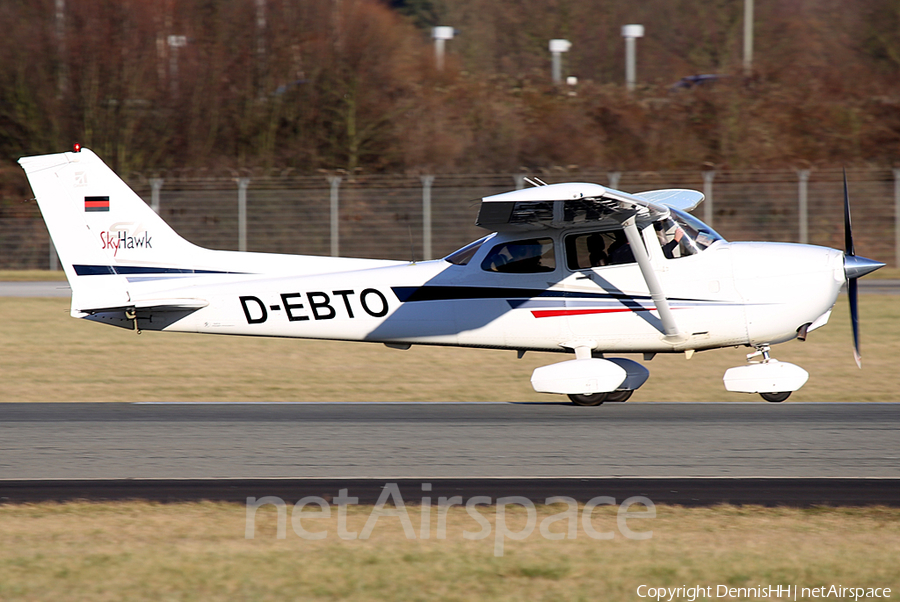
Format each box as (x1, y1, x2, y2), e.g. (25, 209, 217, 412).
(79, 298, 209, 314)
(78, 298, 209, 331)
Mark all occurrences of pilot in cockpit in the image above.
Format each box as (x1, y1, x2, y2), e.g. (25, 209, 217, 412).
(657, 221, 686, 258)
(655, 216, 704, 259)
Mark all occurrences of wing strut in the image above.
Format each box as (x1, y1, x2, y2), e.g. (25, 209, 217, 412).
(621, 217, 686, 344)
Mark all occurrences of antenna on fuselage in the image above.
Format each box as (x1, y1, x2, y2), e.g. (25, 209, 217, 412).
(407, 225, 417, 264)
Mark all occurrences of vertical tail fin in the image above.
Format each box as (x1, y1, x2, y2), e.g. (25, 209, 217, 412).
(18, 147, 199, 314)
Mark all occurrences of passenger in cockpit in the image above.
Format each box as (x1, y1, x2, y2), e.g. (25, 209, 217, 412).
(607, 230, 634, 265)
(586, 233, 608, 267)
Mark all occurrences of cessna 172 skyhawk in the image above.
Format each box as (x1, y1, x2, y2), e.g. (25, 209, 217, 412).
(19, 147, 884, 405)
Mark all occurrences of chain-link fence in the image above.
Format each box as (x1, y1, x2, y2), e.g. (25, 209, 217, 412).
(3, 168, 898, 270)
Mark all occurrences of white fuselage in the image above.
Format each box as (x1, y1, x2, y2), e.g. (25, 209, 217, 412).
(112, 230, 845, 356)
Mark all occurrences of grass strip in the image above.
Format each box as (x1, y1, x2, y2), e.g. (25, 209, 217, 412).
(0, 296, 897, 402)
(0, 501, 897, 601)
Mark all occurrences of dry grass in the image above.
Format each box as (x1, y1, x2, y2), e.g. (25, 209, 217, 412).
(0, 295, 897, 402)
(870, 267, 900, 280)
(0, 502, 897, 601)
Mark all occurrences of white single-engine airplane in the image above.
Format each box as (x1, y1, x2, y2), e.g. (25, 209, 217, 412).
(20, 147, 885, 405)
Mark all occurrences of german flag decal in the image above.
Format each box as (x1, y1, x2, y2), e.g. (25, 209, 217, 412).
(84, 196, 110, 212)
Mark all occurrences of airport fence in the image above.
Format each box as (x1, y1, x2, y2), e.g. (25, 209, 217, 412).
(2, 168, 898, 270)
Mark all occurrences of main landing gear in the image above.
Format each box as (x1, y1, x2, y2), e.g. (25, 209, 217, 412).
(532, 354, 648, 406)
(567, 389, 634, 406)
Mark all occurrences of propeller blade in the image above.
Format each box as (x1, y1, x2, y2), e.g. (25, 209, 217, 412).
(843, 169, 861, 368)
(848, 277, 861, 368)
(841, 172, 885, 367)
(843, 169, 854, 256)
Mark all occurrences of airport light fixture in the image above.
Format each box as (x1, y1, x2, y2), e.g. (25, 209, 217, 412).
(167, 35, 188, 95)
(621, 24, 644, 92)
(432, 26, 454, 71)
(549, 39, 572, 85)
(743, 0, 754, 76)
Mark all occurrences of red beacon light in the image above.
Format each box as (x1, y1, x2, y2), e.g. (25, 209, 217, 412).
(73, 143, 82, 153)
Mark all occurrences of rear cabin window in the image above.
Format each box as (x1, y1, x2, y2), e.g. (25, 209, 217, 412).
(565, 229, 636, 269)
(481, 238, 556, 273)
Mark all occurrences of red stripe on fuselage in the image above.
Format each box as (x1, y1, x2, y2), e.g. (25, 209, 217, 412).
(531, 307, 655, 318)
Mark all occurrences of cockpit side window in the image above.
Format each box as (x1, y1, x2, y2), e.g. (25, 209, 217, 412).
(481, 238, 556, 273)
(654, 209, 724, 259)
(565, 229, 636, 269)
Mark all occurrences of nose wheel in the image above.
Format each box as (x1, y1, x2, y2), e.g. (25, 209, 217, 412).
(723, 345, 808, 402)
(605, 389, 634, 402)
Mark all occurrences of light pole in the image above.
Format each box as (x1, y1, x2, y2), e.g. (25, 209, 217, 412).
(743, 0, 754, 76)
(432, 26, 454, 71)
(621, 24, 644, 92)
(167, 35, 187, 95)
(549, 39, 571, 85)
(55, 0, 67, 98)
(256, 0, 266, 95)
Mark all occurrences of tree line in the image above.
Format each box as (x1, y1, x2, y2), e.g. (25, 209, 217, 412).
(2, 0, 900, 184)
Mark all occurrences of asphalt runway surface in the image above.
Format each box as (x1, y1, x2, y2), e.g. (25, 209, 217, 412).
(3, 280, 899, 297)
(1, 402, 897, 505)
(4, 402, 898, 479)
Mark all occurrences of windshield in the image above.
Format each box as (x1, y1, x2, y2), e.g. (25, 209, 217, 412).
(481, 237, 556, 273)
(444, 234, 493, 266)
(654, 208, 724, 259)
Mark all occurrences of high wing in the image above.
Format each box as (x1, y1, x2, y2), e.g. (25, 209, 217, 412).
(475, 182, 704, 231)
(632, 188, 704, 212)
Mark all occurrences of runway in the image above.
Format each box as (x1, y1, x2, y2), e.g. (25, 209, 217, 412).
(2, 402, 897, 505)
(2, 402, 897, 479)
(0, 281, 72, 297)
(2, 477, 898, 506)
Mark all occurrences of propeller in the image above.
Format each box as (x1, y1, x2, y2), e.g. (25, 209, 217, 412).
(841, 170, 885, 367)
